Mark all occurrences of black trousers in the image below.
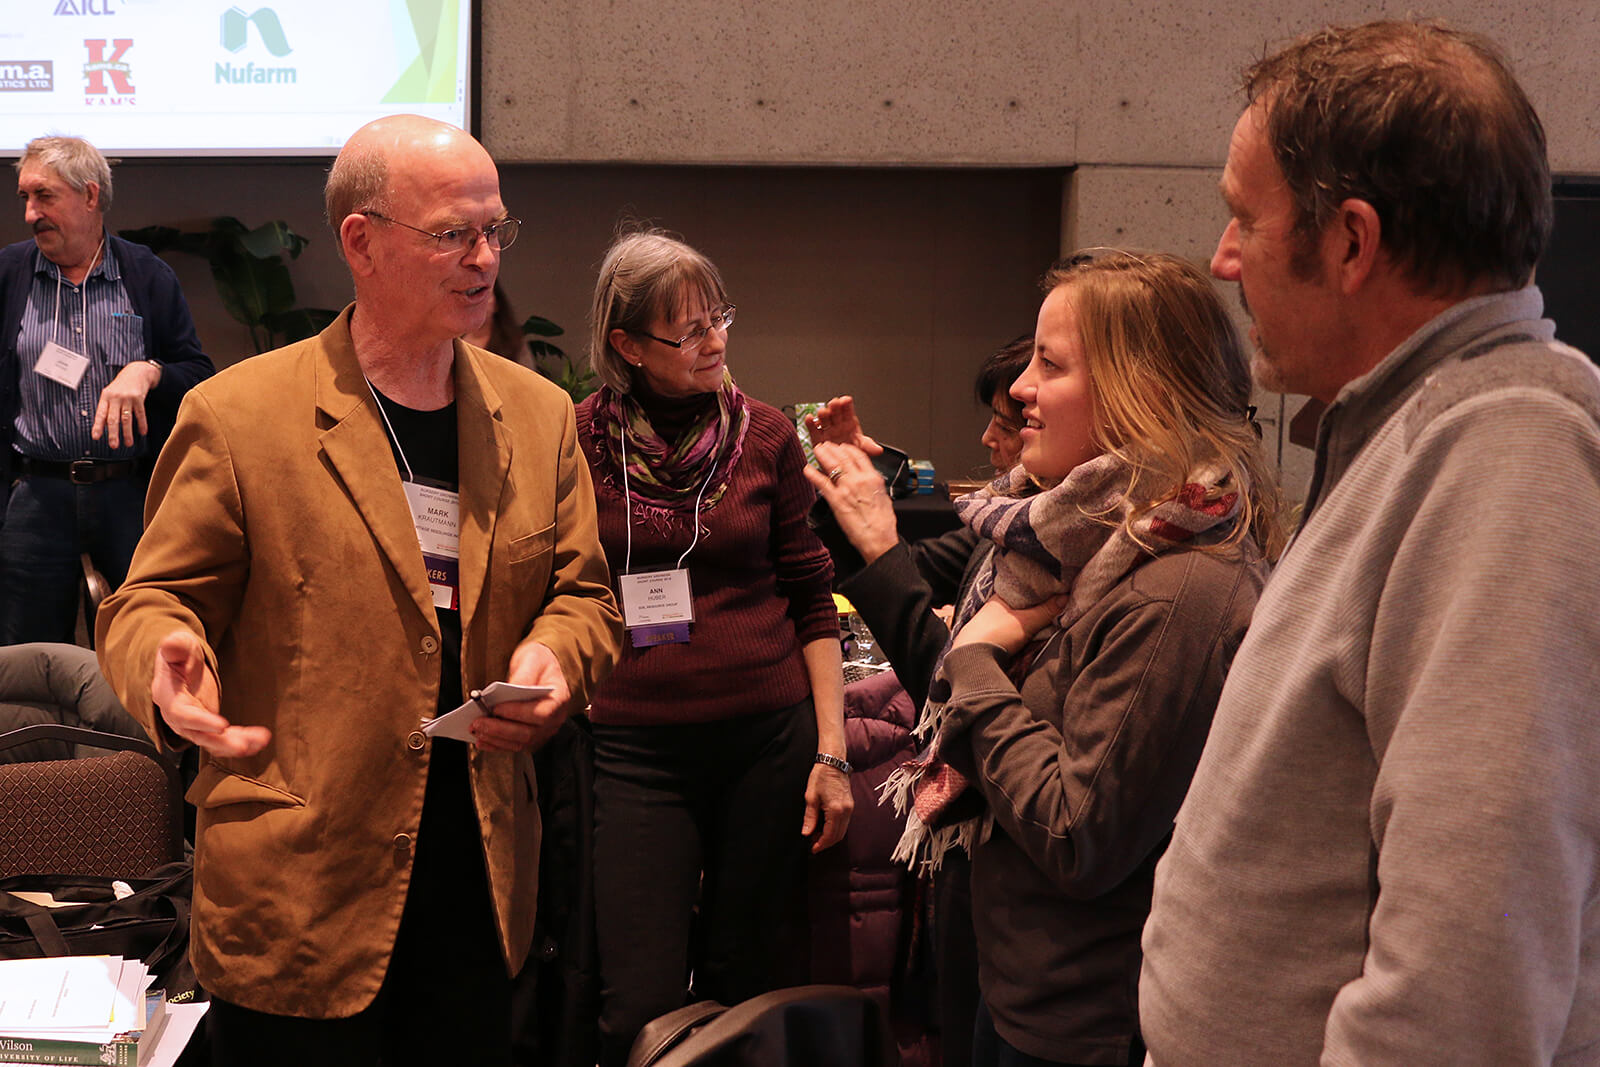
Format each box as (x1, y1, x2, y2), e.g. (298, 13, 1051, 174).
(972, 1001, 1146, 1067)
(205, 740, 513, 1067)
(592, 699, 817, 1067)
(935, 851, 982, 1067)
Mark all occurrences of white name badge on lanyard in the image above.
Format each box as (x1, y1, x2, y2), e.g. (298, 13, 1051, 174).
(402, 481, 461, 610)
(33, 341, 90, 390)
(618, 568, 694, 647)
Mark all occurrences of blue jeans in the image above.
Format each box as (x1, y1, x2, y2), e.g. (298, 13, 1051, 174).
(0, 472, 145, 645)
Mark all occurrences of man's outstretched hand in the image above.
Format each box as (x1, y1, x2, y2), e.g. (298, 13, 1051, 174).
(152, 629, 270, 757)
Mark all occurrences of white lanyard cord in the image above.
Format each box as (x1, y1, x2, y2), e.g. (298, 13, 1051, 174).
(364, 377, 416, 483)
(621, 421, 634, 573)
(619, 418, 716, 574)
(50, 235, 105, 349)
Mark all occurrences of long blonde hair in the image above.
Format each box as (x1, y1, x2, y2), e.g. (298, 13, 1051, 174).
(1048, 250, 1282, 557)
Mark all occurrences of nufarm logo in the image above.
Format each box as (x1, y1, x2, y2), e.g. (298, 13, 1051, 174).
(0, 61, 53, 91)
(217, 6, 296, 85)
(83, 37, 134, 102)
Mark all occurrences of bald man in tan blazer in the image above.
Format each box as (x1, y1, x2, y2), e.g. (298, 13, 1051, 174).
(97, 116, 621, 1066)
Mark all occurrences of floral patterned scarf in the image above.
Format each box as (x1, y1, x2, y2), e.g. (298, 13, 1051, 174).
(589, 372, 751, 533)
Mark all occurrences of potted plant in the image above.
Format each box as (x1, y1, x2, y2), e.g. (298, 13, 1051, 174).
(119, 217, 339, 355)
(522, 314, 597, 402)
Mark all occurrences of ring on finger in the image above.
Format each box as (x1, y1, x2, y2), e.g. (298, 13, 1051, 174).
(827, 467, 844, 484)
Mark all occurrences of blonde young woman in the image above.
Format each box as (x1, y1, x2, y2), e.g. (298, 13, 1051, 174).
(868, 250, 1280, 1067)
(576, 230, 852, 1067)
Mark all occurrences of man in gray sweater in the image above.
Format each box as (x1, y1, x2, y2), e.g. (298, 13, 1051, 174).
(1140, 20, 1600, 1065)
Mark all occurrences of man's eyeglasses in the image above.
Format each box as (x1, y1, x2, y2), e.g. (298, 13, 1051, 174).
(628, 304, 736, 354)
(361, 211, 520, 254)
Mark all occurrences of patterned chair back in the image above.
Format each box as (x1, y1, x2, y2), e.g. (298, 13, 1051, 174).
(0, 724, 183, 878)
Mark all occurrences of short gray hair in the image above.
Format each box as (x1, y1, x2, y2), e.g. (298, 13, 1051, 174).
(16, 136, 113, 212)
(323, 143, 389, 255)
(588, 229, 728, 394)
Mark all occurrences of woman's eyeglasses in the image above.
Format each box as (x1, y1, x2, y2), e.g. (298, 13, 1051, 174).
(628, 304, 736, 354)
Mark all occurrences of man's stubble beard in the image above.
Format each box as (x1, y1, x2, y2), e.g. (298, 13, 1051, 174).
(1250, 346, 1291, 394)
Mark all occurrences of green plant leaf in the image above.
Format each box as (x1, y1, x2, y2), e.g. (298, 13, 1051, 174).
(211, 248, 295, 326)
(521, 315, 564, 338)
(209, 216, 250, 238)
(262, 307, 339, 344)
(239, 220, 310, 260)
(118, 224, 211, 257)
(527, 339, 566, 360)
(535, 353, 598, 402)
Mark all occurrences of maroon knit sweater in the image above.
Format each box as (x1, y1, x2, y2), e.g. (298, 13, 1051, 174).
(576, 391, 837, 726)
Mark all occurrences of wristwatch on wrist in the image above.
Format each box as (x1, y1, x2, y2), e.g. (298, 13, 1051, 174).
(814, 752, 852, 775)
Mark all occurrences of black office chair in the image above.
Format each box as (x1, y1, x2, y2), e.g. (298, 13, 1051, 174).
(627, 985, 900, 1067)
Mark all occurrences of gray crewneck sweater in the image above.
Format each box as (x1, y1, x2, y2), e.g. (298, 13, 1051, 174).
(1140, 287, 1600, 1065)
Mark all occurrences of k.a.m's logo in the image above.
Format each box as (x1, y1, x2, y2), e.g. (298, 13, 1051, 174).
(83, 38, 133, 97)
(55, 0, 117, 12)
(220, 7, 292, 57)
(0, 61, 53, 92)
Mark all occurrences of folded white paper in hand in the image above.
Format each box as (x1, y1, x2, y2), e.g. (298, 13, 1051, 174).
(421, 681, 555, 743)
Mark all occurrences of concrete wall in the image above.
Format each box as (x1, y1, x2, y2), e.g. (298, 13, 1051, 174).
(481, 0, 1597, 496)
(6, 0, 1594, 492)
(485, 0, 1597, 172)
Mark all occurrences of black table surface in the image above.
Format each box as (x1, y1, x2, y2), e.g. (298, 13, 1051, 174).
(891, 490, 962, 543)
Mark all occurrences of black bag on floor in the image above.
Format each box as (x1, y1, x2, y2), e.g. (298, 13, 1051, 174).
(0, 859, 200, 998)
(626, 985, 899, 1067)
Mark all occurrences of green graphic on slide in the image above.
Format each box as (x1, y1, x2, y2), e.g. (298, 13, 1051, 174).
(382, 0, 458, 103)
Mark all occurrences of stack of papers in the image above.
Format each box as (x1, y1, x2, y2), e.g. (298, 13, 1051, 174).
(0, 956, 168, 1066)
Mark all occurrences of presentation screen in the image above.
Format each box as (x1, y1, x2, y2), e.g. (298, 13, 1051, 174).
(0, 0, 475, 156)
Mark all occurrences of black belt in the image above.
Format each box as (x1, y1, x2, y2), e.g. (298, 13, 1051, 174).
(11, 452, 139, 485)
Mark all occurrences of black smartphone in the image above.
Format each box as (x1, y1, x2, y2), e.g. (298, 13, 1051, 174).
(870, 444, 912, 498)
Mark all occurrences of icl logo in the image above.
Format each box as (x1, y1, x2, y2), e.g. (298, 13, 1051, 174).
(83, 38, 133, 95)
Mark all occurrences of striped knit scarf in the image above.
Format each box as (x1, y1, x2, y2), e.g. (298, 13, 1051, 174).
(590, 372, 751, 534)
(881, 452, 1241, 872)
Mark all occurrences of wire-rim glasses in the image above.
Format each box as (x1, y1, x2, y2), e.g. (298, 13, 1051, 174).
(361, 210, 520, 253)
(627, 304, 736, 354)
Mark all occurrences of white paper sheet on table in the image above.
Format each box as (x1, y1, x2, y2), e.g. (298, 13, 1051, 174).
(0, 955, 137, 1032)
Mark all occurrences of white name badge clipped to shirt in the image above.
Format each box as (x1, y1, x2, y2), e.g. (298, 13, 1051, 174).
(618, 568, 694, 648)
(33, 341, 90, 390)
(402, 481, 461, 611)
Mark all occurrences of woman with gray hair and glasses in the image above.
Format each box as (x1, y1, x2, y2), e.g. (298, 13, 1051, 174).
(575, 228, 853, 1067)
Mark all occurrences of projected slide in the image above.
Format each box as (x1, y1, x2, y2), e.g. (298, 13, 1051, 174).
(0, 0, 473, 156)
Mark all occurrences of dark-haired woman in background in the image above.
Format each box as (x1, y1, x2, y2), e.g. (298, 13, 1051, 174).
(808, 334, 1033, 707)
(805, 336, 1032, 1067)
(576, 230, 853, 1067)
(462, 281, 535, 369)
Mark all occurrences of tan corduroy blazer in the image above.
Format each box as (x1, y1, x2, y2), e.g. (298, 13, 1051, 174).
(97, 307, 622, 1017)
